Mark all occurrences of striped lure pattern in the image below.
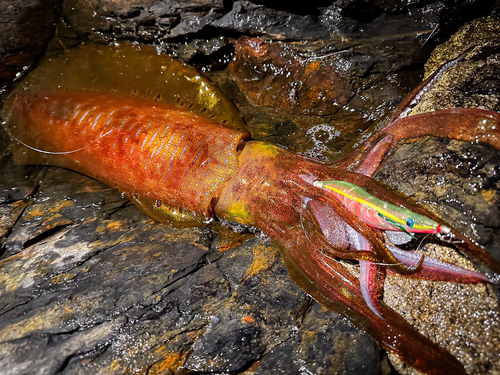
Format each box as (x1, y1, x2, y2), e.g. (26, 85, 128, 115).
(314, 180, 446, 234)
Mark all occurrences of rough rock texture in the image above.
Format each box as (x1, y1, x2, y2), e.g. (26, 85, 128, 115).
(0, 0, 61, 86)
(59, 0, 494, 43)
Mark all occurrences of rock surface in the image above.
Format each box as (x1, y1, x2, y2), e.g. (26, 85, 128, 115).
(0, 0, 61, 86)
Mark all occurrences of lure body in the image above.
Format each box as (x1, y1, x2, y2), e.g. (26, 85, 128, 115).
(314, 180, 444, 234)
(3, 42, 500, 375)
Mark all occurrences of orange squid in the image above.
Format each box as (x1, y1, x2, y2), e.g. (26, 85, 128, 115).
(2, 42, 500, 375)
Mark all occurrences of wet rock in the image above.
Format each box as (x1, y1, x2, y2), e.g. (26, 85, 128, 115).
(256, 303, 382, 375)
(184, 318, 265, 372)
(228, 36, 353, 116)
(1, 167, 129, 258)
(0, 0, 62, 86)
(60, 0, 496, 44)
(411, 16, 500, 115)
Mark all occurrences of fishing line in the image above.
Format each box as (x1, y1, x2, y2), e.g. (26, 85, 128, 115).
(415, 233, 430, 253)
(1, 120, 112, 155)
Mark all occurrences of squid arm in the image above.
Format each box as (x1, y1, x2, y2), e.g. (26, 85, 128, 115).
(335, 46, 497, 177)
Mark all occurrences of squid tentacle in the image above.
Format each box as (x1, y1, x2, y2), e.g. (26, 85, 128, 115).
(388, 47, 472, 122)
(345, 225, 387, 319)
(287, 237, 468, 375)
(300, 202, 381, 263)
(355, 108, 500, 176)
(340, 170, 500, 274)
(387, 245, 496, 284)
(310, 188, 425, 274)
(336, 47, 475, 173)
(354, 134, 394, 176)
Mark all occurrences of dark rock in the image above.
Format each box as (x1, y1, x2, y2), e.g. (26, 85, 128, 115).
(0, 0, 62, 86)
(58, 0, 497, 45)
(184, 318, 265, 372)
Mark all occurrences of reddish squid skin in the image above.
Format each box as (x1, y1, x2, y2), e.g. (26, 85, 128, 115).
(8, 92, 248, 223)
(3, 42, 500, 375)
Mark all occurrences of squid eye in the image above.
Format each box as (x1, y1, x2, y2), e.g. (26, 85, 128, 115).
(406, 218, 414, 227)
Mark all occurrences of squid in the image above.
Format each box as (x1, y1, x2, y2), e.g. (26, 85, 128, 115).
(1, 42, 500, 375)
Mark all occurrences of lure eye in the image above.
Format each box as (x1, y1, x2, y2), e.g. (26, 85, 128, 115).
(406, 218, 415, 227)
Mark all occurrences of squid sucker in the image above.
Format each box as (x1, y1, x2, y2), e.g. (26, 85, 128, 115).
(2, 42, 500, 375)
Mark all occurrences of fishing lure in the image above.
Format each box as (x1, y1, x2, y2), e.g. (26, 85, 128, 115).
(314, 180, 450, 235)
(2, 42, 500, 375)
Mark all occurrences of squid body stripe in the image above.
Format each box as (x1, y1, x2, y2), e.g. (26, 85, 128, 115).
(206, 131, 213, 143)
(118, 118, 128, 131)
(78, 109, 91, 126)
(144, 145, 158, 170)
(140, 134, 149, 150)
(167, 130, 187, 175)
(149, 130, 159, 146)
(179, 142, 189, 159)
(203, 139, 222, 167)
(162, 134, 175, 158)
(194, 137, 203, 151)
(71, 103, 83, 120)
(91, 113, 102, 130)
(101, 110, 116, 129)
(104, 116, 114, 128)
(127, 121, 136, 131)
(154, 138, 167, 160)
(179, 125, 198, 156)
(193, 168, 212, 197)
(160, 124, 171, 137)
(180, 147, 204, 191)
